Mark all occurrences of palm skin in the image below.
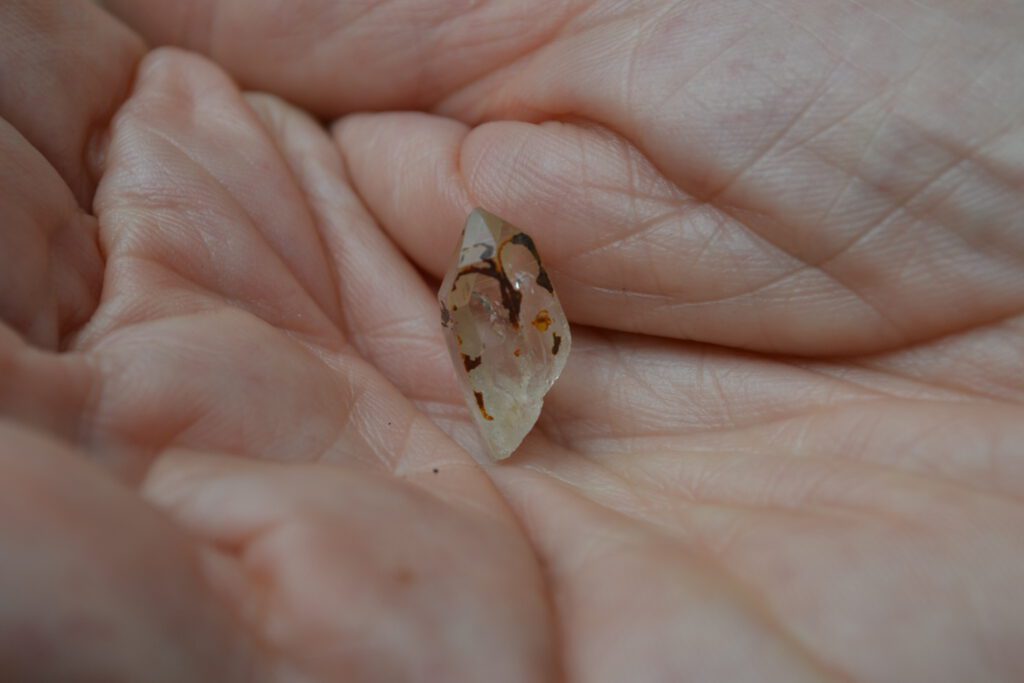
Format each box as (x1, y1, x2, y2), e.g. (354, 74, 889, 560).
(2, 0, 1024, 680)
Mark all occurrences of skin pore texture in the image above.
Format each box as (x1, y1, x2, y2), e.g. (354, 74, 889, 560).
(1, 0, 1023, 681)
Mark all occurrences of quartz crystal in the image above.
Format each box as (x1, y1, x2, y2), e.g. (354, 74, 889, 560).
(439, 208, 571, 461)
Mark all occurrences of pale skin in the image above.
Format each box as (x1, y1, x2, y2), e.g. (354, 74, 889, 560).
(1, 0, 1023, 680)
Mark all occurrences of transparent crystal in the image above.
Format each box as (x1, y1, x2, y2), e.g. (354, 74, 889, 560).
(439, 208, 571, 461)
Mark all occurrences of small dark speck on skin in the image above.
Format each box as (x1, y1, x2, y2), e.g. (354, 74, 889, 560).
(432, 468, 439, 474)
(394, 568, 415, 585)
(552, 333, 562, 355)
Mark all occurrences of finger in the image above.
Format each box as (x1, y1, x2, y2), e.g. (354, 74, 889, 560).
(66, 48, 356, 475)
(0, 118, 102, 348)
(440, 1, 1024, 354)
(101, 0, 574, 115)
(143, 450, 557, 683)
(340, 98, 1024, 355)
(336, 112, 889, 354)
(243, 95, 457, 408)
(76, 47, 343, 349)
(0, 0, 143, 208)
(245, 94, 520, 465)
(0, 422, 262, 681)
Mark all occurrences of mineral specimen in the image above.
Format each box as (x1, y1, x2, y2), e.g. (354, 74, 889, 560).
(439, 208, 571, 461)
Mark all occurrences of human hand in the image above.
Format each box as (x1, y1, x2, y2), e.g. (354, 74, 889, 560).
(3, 0, 1024, 680)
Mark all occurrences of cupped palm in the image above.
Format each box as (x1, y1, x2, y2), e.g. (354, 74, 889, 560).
(3, 0, 1024, 681)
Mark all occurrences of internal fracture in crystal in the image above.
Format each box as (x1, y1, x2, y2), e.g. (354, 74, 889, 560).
(438, 208, 571, 460)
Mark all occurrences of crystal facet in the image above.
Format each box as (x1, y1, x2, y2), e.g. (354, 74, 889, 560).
(439, 208, 571, 461)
